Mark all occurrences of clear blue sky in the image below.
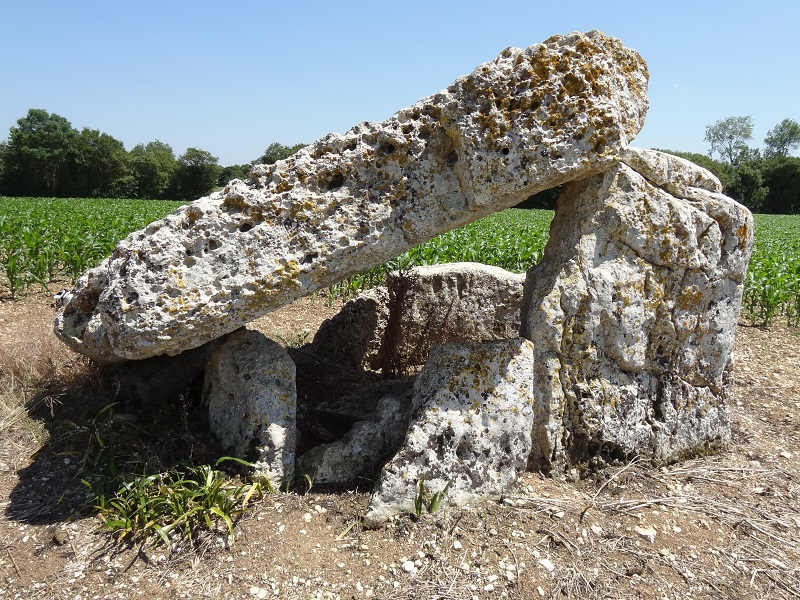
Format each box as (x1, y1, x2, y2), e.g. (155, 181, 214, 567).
(1, 0, 797, 166)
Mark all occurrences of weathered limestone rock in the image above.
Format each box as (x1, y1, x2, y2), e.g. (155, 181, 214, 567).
(297, 395, 413, 485)
(383, 263, 526, 373)
(521, 148, 753, 478)
(309, 263, 525, 372)
(364, 338, 535, 527)
(309, 287, 389, 370)
(55, 30, 648, 362)
(203, 329, 296, 487)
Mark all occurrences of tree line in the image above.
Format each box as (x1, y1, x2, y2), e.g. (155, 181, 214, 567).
(1, 108, 798, 213)
(0, 109, 305, 201)
(660, 116, 800, 214)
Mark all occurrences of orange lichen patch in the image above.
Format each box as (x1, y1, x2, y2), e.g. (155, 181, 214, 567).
(185, 206, 203, 223)
(676, 286, 704, 311)
(735, 222, 749, 249)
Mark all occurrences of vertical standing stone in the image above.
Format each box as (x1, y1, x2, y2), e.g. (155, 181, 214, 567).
(364, 338, 535, 527)
(522, 148, 753, 477)
(204, 329, 296, 488)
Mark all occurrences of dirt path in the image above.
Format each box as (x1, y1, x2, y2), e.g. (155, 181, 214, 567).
(0, 293, 798, 599)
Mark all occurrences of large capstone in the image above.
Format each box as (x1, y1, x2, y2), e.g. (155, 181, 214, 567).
(521, 148, 753, 478)
(54, 30, 648, 362)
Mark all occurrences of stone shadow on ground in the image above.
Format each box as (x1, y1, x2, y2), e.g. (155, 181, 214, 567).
(3, 341, 413, 526)
(3, 352, 221, 526)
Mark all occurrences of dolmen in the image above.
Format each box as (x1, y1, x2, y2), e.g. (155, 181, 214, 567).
(53, 30, 753, 526)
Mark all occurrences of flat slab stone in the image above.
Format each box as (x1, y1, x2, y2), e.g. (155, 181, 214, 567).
(364, 338, 535, 527)
(54, 30, 648, 362)
(309, 262, 525, 373)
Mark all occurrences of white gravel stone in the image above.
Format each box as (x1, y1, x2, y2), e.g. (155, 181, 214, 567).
(401, 560, 416, 574)
(538, 558, 556, 572)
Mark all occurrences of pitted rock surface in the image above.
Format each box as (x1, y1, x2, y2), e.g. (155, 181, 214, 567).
(203, 329, 296, 488)
(383, 263, 526, 374)
(309, 287, 390, 371)
(521, 148, 753, 477)
(310, 263, 525, 372)
(364, 338, 535, 527)
(54, 30, 648, 362)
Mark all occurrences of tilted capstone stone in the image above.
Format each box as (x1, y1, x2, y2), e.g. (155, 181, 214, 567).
(521, 147, 754, 478)
(54, 30, 648, 362)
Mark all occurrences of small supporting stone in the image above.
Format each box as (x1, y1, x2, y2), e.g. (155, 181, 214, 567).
(203, 329, 296, 488)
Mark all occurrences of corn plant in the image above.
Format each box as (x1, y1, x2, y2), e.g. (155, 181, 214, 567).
(0, 196, 183, 296)
(2, 196, 800, 328)
(742, 215, 800, 326)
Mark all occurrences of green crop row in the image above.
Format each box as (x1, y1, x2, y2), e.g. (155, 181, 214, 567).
(742, 214, 800, 327)
(328, 208, 553, 298)
(1, 196, 798, 328)
(0, 197, 183, 298)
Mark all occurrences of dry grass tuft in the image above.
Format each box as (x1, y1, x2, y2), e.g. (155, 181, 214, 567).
(0, 320, 95, 446)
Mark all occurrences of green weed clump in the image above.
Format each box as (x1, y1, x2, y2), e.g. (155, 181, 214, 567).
(87, 459, 263, 547)
(414, 479, 452, 517)
(72, 399, 265, 549)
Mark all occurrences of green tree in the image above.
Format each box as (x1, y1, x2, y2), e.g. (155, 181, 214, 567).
(218, 163, 251, 186)
(130, 141, 177, 199)
(256, 142, 306, 165)
(764, 118, 800, 158)
(68, 128, 132, 197)
(704, 116, 754, 165)
(761, 157, 800, 214)
(0, 141, 7, 187)
(726, 161, 768, 212)
(0, 108, 79, 196)
(173, 147, 223, 200)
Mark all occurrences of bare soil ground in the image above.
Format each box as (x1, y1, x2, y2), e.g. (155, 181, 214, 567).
(0, 292, 798, 599)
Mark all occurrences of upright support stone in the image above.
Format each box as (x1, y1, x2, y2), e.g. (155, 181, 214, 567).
(203, 329, 296, 488)
(521, 148, 754, 478)
(54, 30, 648, 362)
(364, 338, 535, 527)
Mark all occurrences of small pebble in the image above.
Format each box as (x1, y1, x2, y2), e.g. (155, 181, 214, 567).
(538, 558, 555, 572)
(52, 529, 69, 546)
(401, 560, 416, 574)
